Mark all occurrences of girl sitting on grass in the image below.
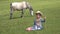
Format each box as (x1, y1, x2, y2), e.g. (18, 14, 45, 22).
(26, 11, 46, 31)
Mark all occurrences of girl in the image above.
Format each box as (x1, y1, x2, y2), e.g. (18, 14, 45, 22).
(26, 11, 46, 31)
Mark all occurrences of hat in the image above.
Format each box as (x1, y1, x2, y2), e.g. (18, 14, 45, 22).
(35, 11, 43, 16)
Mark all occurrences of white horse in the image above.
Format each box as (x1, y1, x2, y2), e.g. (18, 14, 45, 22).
(10, 1, 33, 19)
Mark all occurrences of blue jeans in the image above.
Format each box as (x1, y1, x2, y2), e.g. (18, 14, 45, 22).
(31, 25, 43, 30)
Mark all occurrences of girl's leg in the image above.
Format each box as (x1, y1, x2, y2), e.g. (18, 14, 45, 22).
(26, 26, 43, 31)
(26, 25, 37, 31)
(37, 26, 43, 30)
(26, 27, 32, 31)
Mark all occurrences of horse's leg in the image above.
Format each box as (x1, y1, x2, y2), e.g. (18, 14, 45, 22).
(21, 9, 24, 18)
(10, 3, 13, 19)
(10, 8, 13, 19)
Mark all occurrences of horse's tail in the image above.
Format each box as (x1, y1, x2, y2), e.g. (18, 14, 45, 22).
(10, 3, 13, 19)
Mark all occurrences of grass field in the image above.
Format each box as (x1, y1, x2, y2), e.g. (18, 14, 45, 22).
(0, 0, 60, 34)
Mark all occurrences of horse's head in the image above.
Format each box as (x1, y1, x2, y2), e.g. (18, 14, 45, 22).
(29, 7, 33, 16)
(26, 3, 33, 16)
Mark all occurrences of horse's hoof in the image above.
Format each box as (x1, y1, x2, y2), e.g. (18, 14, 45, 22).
(20, 16, 23, 18)
(10, 18, 12, 19)
(20, 16, 24, 18)
(20, 16, 22, 18)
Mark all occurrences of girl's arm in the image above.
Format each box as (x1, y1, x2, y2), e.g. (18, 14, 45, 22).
(41, 16, 46, 22)
(34, 20, 36, 25)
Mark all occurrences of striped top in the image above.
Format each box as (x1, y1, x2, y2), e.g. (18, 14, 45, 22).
(34, 17, 45, 27)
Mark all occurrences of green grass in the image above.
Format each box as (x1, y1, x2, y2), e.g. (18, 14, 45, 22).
(0, 0, 60, 34)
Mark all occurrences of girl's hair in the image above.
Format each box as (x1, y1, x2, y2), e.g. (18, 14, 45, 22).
(36, 13, 42, 16)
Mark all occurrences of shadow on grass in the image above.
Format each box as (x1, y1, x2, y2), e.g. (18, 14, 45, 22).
(11, 15, 33, 19)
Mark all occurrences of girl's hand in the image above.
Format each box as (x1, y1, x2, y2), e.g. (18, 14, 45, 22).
(44, 16, 46, 19)
(42, 16, 46, 19)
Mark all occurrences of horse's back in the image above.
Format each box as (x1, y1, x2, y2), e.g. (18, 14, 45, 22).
(12, 1, 28, 9)
(12, 2, 23, 10)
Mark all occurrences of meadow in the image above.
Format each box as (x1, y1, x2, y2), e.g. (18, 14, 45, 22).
(0, 0, 60, 34)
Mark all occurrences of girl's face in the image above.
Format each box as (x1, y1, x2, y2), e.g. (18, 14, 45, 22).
(36, 13, 41, 19)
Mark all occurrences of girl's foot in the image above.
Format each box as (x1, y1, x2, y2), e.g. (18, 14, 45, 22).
(26, 27, 32, 31)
